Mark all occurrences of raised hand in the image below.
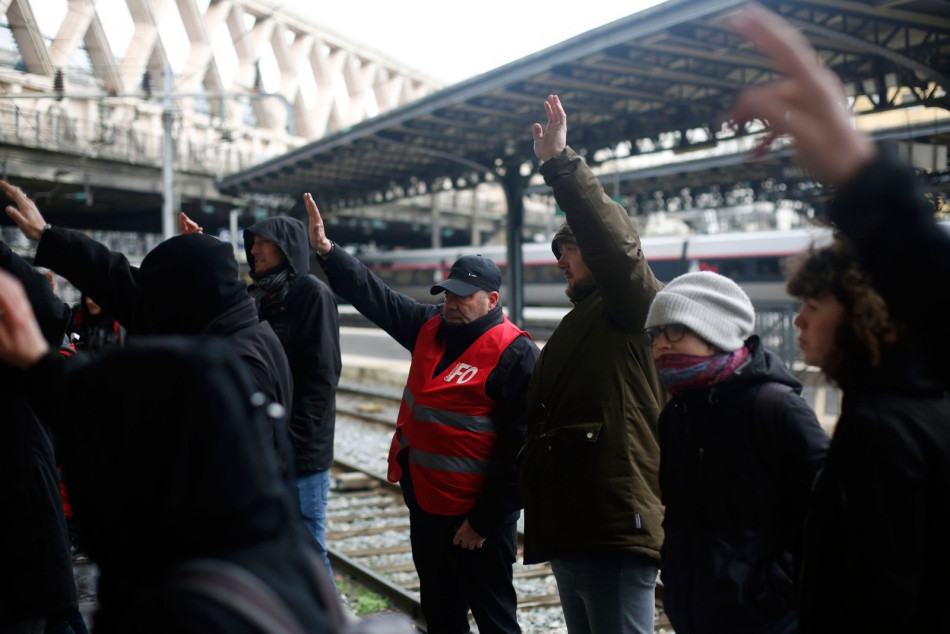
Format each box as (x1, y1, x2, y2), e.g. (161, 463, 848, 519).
(0, 180, 48, 242)
(726, 5, 875, 187)
(304, 193, 333, 256)
(179, 212, 203, 234)
(532, 94, 567, 162)
(0, 270, 50, 369)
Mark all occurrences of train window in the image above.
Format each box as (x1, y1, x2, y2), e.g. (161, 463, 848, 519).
(755, 257, 782, 279)
(534, 264, 563, 283)
(373, 268, 396, 283)
(650, 260, 685, 283)
(394, 270, 415, 285)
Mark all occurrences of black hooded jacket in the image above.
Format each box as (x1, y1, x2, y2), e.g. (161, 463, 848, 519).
(245, 217, 341, 475)
(34, 228, 294, 476)
(24, 339, 336, 634)
(659, 337, 829, 634)
(0, 241, 78, 625)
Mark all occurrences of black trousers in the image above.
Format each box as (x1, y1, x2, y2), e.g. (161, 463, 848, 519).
(408, 508, 520, 634)
(397, 452, 519, 634)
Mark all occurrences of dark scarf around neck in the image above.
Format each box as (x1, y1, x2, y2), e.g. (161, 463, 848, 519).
(248, 263, 293, 310)
(655, 346, 751, 396)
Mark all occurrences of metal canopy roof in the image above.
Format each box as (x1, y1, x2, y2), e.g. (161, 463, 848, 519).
(218, 0, 950, 209)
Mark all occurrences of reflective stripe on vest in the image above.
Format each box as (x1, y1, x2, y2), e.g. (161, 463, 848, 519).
(387, 314, 528, 515)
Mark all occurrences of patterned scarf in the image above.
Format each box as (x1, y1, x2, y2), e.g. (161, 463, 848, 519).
(248, 264, 293, 310)
(655, 347, 751, 396)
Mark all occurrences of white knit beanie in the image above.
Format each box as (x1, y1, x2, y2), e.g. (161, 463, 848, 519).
(645, 271, 755, 352)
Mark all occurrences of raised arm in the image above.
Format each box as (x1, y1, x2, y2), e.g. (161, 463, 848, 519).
(726, 5, 875, 187)
(304, 193, 334, 257)
(2, 182, 144, 332)
(0, 241, 71, 348)
(534, 95, 661, 329)
(304, 192, 436, 350)
(1, 180, 47, 241)
(532, 94, 567, 162)
(728, 5, 950, 389)
(0, 270, 50, 369)
(179, 212, 203, 235)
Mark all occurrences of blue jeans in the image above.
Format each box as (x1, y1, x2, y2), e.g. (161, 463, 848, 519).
(296, 470, 333, 582)
(551, 552, 658, 634)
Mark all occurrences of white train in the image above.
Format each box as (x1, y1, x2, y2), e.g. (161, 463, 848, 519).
(357, 226, 837, 307)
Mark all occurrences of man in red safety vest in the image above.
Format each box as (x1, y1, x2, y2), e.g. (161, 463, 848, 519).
(306, 193, 540, 634)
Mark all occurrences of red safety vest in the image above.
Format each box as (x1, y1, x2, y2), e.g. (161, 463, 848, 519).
(387, 315, 527, 516)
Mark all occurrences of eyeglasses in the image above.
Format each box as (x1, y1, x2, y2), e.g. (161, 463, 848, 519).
(644, 324, 689, 346)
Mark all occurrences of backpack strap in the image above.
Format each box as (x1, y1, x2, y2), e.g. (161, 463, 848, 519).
(173, 559, 309, 634)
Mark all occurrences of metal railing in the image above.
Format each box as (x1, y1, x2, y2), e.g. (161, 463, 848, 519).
(0, 101, 261, 177)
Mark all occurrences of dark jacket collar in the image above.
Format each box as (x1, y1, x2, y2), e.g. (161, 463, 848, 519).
(202, 296, 261, 337)
(434, 304, 505, 374)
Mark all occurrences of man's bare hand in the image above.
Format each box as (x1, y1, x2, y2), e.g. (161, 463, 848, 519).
(0, 180, 48, 242)
(0, 270, 50, 369)
(726, 5, 875, 187)
(304, 193, 333, 257)
(532, 94, 567, 162)
(452, 519, 486, 550)
(179, 212, 203, 234)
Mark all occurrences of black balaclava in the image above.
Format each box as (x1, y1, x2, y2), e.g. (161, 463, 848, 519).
(137, 233, 247, 335)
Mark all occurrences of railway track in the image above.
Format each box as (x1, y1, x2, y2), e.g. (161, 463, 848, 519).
(331, 384, 672, 632)
(327, 457, 565, 632)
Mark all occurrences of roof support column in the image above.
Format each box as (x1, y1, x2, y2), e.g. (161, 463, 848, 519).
(499, 164, 528, 329)
(430, 191, 441, 248)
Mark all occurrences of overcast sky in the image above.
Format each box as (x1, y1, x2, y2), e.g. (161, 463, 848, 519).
(297, 1, 664, 83)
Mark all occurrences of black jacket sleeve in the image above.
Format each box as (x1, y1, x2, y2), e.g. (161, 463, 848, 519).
(540, 146, 662, 330)
(34, 227, 144, 333)
(466, 335, 540, 536)
(0, 240, 71, 346)
(827, 147, 950, 390)
(316, 247, 439, 351)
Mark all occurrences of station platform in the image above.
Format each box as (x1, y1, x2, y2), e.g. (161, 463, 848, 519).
(340, 353, 410, 392)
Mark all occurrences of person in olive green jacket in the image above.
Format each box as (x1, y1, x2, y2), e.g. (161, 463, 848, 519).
(519, 94, 667, 634)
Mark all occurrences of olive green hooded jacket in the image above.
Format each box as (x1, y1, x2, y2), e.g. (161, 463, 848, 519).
(519, 146, 667, 564)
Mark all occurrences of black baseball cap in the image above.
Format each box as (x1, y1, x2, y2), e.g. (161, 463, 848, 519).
(430, 254, 502, 296)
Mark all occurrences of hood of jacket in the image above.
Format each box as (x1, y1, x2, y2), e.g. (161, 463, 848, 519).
(244, 216, 310, 279)
(138, 233, 248, 335)
(56, 339, 295, 604)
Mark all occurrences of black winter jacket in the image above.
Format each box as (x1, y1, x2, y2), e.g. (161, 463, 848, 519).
(0, 241, 78, 625)
(34, 228, 295, 476)
(245, 217, 341, 475)
(25, 339, 337, 634)
(798, 352, 950, 633)
(317, 246, 539, 536)
(659, 338, 829, 634)
(828, 146, 950, 393)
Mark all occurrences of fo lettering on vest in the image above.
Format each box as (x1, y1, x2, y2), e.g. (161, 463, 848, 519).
(387, 315, 526, 515)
